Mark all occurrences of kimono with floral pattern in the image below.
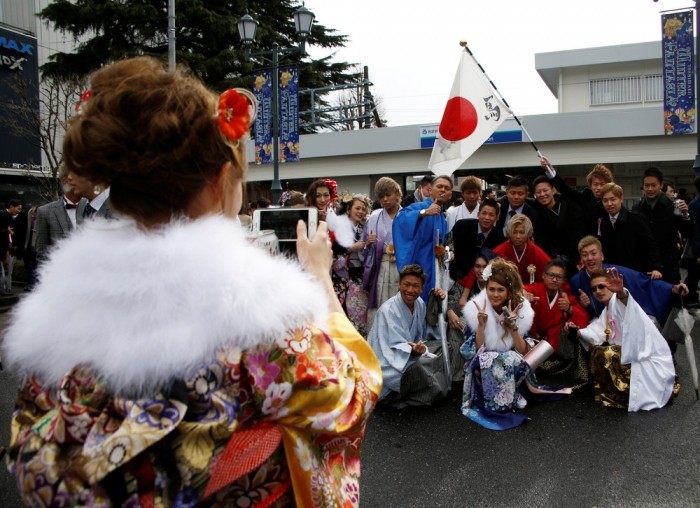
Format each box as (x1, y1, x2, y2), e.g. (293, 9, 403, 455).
(4, 216, 382, 508)
(8, 314, 380, 507)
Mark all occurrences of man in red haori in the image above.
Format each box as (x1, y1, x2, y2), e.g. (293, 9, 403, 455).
(524, 259, 589, 352)
(493, 213, 551, 285)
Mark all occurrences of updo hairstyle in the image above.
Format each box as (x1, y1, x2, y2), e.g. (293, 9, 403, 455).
(484, 258, 524, 306)
(336, 193, 372, 217)
(63, 56, 246, 223)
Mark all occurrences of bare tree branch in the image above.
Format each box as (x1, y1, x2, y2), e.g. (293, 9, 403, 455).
(0, 74, 85, 201)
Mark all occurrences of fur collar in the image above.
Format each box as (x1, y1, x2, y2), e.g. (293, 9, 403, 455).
(463, 292, 534, 351)
(4, 215, 329, 393)
(325, 211, 358, 248)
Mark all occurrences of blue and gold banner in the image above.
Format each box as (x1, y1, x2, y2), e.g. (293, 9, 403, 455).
(253, 69, 272, 164)
(279, 66, 299, 163)
(252, 67, 299, 165)
(662, 10, 696, 135)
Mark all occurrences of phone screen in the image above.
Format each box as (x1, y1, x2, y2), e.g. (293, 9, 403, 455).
(258, 209, 310, 240)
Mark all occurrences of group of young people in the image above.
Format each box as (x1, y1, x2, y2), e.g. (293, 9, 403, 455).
(302, 162, 693, 430)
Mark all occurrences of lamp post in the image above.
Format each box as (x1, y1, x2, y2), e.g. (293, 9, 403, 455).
(237, 6, 315, 205)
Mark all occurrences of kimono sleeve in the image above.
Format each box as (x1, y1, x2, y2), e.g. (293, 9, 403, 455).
(249, 312, 381, 507)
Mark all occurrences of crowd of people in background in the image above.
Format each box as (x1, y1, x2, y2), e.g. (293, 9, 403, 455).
(3, 154, 696, 433)
(231, 160, 698, 430)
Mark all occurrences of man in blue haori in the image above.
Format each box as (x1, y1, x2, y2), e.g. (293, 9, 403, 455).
(570, 236, 687, 326)
(393, 175, 452, 301)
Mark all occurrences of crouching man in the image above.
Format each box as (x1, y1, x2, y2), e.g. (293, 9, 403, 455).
(368, 264, 448, 408)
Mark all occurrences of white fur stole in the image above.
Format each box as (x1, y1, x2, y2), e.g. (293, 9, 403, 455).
(463, 292, 534, 351)
(4, 215, 329, 394)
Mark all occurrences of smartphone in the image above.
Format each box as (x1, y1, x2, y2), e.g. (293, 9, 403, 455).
(252, 207, 318, 256)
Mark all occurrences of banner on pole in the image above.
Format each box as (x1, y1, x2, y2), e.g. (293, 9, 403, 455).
(252, 67, 300, 165)
(428, 51, 509, 176)
(662, 10, 696, 135)
(253, 69, 272, 164)
(279, 66, 299, 163)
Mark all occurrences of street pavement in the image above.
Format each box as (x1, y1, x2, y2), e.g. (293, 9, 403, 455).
(2, 308, 700, 507)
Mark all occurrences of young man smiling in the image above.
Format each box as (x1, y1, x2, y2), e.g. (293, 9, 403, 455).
(393, 175, 453, 301)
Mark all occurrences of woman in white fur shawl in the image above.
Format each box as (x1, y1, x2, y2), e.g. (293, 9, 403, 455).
(461, 258, 535, 430)
(3, 57, 381, 507)
(326, 193, 373, 336)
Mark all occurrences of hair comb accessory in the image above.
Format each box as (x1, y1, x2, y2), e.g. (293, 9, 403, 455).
(481, 263, 493, 281)
(74, 89, 92, 116)
(217, 88, 258, 143)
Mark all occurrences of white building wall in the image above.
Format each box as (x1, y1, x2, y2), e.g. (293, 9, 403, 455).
(0, 0, 35, 33)
(560, 61, 662, 113)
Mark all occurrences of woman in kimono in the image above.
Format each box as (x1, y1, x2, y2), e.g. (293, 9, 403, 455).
(461, 258, 535, 430)
(305, 178, 337, 222)
(571, 268, 680, 411)
(327, 193, 373, 336)
(4, 57, 381, 507)
(447, 248, 497, 383)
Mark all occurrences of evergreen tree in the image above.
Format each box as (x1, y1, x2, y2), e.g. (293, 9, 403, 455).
(39, 0, 360, 132)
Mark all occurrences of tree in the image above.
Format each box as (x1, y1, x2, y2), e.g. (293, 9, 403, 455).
(39, 0, 358, 132)
(0, 74, 84, 201)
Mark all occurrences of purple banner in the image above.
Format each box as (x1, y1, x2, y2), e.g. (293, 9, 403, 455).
(662, 10, 696, 135)
(279, 66, 299, 163)
(253, 69, 272, 164)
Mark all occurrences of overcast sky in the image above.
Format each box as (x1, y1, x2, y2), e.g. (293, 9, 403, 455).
(306, 0, 695, 126)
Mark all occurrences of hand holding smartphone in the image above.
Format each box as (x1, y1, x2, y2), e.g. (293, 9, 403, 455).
(252, 207, 319, 257)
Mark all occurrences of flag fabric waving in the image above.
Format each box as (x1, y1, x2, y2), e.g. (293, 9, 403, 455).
(428, 50, 510, 176)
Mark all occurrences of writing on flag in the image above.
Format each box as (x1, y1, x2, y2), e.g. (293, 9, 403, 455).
(428, 50, 510, 176)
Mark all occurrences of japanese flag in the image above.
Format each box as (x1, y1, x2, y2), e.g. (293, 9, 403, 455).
(428, 50, 510, 176)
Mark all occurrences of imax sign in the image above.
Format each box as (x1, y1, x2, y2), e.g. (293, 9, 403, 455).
(0, 37, 33, 55)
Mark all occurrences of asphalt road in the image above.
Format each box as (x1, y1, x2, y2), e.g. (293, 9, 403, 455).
(2, 311, 700, 507)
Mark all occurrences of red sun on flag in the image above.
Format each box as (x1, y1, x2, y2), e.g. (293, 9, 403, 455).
(438, 97, 478, 142)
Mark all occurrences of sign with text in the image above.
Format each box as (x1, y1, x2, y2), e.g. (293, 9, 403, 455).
(252, 66, 299, 165)
(0, 26, 40, 167)
(661, 10, 696, 135)
(420, 117, 522, 149)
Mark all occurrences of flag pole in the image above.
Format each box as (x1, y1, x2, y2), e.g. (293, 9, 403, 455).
(459, 40, 544, 159)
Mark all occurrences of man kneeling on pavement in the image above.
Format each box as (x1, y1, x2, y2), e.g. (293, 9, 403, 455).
(368, 264, 449, 408)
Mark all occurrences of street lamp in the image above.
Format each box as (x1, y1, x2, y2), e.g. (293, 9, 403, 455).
(237, 6, 315, 205)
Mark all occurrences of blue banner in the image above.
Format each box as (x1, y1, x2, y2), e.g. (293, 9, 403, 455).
(253, 69, 272, 164)
(662, 10, 696, 135)
(279, 66, 299, 163)
(252, 67, 300, 165)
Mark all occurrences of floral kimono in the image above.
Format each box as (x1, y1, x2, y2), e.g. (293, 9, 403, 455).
(4, 216, 382, 507)
(460, 292, 534, 430)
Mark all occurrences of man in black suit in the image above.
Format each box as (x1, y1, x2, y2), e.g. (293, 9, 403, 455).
(401, 175, 433, 208)
(495, 175, 542, 245)
(13, 204, 39, 291)
(539, 157, 614, 233)
(531, 175, 584, 277)
(0, 198, 22, 295)
(450, 198, 504, 282)
(593, 182, 663, 278)
(632, 167, 691, 284)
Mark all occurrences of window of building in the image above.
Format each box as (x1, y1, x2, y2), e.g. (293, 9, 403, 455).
(590, 75, 663, 105)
